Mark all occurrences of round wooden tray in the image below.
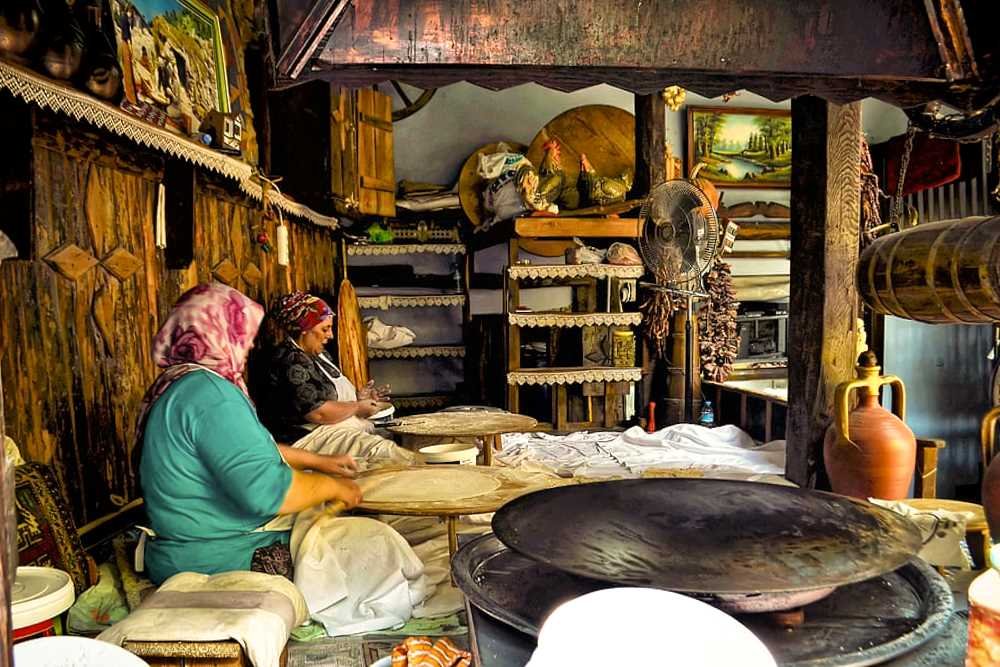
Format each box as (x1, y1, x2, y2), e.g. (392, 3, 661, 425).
(525, 105, 635, 211)
(355, 464, 564, 516)
(386, 411, 537, 437)
(458, 141, 528, 227)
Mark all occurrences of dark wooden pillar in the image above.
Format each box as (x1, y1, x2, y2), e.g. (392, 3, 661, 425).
(634, 93, 673, 425)
(787, 96, 862, 487)
(0, 364, 13, 665)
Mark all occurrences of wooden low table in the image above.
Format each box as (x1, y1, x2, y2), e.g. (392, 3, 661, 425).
(356, 465, 562, 559)
(387, 412, 538, 465)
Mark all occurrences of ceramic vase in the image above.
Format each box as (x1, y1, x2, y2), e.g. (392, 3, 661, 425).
(823, 351, 916, 500)
(0, 0, 44, 61)
(980, 406, 1000, 537)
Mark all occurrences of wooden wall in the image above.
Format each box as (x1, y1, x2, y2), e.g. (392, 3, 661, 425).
(0, 112, 338, 528)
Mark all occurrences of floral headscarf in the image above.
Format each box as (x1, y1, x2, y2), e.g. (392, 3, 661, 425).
(271, 291, 333, 337)
(134, 283, 264, 451)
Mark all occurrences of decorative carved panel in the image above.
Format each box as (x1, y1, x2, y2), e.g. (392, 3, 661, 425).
(45, 243, 98, 281)
(101, 247, 142, 281)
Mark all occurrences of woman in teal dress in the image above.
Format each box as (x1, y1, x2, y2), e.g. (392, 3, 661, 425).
(136, 283, 362, 584)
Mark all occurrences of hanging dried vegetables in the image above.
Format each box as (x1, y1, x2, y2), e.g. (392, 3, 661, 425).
(699, 259, 740, 382)
(640, 245, 683, 358)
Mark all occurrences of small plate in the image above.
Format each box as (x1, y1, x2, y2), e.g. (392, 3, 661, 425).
(370, 402, 395, 421)
(369, 657, 392, 667)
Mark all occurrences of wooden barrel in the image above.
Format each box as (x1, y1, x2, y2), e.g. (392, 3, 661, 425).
(858, 216, 1000, 324)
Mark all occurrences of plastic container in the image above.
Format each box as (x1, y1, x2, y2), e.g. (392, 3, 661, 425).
(12, 566, 75, 644)
(418, 443, 479, 465)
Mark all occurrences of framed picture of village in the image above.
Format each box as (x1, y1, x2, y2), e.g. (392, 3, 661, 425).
(111, 0, 230, 134)
(686, 107, 792, 188)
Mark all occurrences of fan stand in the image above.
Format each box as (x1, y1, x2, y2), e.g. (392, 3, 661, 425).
(645, 282, 706, 423)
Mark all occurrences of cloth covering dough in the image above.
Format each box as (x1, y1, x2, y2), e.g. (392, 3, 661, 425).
(358, 468, 502, 504)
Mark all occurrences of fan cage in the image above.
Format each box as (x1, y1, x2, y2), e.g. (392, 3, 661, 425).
(638, 180, 720, 289)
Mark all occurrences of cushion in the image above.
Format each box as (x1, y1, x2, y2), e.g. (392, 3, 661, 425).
(870, 498, 975, 569)
(14, 463, 91, 591)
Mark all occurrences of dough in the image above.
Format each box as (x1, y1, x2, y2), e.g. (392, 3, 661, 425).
(359, 468, 502, 504)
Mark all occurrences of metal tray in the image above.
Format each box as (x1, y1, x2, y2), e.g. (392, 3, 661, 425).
(453, 533, 954, 667)
(492, 478, 922, 594)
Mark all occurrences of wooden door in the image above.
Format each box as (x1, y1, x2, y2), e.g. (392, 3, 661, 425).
(355, 88, 395, 217)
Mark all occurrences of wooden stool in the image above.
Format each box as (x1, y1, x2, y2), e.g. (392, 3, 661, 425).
(896, 497, 990, 568)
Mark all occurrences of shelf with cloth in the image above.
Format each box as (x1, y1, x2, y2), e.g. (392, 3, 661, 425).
(507, 262, 643, 281)
(508, 311, 642, 328)
(369, 345, 466, 360)
(346, 243, 465, 256)
(507, 367, 643, 386)
(357, 293, 466, 310)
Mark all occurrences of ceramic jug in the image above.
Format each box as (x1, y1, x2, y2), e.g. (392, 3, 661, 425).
(823, 351, 916, 500)
(980, 406, 1000, 537)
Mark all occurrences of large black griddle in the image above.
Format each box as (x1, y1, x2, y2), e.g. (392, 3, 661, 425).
(491, 478, 922, 594)
(453, 533, 954, 667)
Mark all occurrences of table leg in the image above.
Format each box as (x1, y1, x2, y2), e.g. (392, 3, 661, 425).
(447, 516, 459, 560)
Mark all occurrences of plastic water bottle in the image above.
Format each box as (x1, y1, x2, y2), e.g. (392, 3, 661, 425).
(698, 401, 715, 428)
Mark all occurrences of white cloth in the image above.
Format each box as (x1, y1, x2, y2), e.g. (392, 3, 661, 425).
(498, 424, 786, 479)
(289, 512, 431, 637)
(870, 499, 976, 569)
(98, 571, 307, 667)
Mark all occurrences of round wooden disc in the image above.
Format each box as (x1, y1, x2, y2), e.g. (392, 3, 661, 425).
(458, 141, 529, 227)
(525, 105, 635, 211)
(337, 279, 369, 388)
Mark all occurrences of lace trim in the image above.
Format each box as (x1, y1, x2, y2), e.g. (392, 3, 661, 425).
(357, 294, 466, 310)
(369, 345, 466, 359)
(347, 243, 466, 256)
(509, 312, 642, 327)
(508, 263, 644, 280)
(507, 367, 643, 385)
(0, 60, 338, 229)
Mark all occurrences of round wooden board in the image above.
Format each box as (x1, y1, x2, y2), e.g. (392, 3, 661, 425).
(525, 105, 635, 211)
(337, 279, 369, 388)
(458, 141, 528, 227)
(355, 464, 567, 515)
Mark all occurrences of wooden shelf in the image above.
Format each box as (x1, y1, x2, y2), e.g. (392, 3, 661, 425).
(507, 366, 643, 386)
(508, 263, 644, 281)
(513, 217, 641, 238)
(508, 311, 642, 328)
(357, 293, 465, 310)
(369, 345, 466, 359)
(347, 243, 465, 256)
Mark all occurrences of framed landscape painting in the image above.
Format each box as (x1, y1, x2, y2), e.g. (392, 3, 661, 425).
(686, 107, 792, 188)
(111, 0, 230, 133)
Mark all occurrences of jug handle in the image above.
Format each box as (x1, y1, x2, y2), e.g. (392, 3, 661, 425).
(980, 405, 1000, 469)
(833, 375, 907, 445)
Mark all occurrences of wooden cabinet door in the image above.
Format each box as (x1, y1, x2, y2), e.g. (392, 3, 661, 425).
(355, 88, 395, 217)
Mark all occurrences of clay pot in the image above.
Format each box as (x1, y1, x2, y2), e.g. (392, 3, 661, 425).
(980, 406, 1000, 537)
(823, 351, 916, 500)
(41, 0, 85, 80)
(0, 0, 44, 60)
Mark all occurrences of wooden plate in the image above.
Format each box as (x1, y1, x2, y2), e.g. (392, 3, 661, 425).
(525, 105, 635, 211)
(458, 141, 528, 227)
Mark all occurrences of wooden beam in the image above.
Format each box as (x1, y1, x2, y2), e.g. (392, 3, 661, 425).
(787, 96, 862, 488)
(633, 93, 666, 196)
(514, 217, 641, 238)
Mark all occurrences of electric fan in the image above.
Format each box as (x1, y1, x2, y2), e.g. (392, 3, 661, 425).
(638, 180, 722, 423)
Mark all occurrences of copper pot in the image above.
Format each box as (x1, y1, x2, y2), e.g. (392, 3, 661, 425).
(823, 351, 916, 500)
(0, 1, 43, 59)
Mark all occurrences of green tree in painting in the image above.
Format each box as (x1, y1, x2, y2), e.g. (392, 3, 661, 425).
(753, 116, 792, 160)
(695, 111, 726, 159)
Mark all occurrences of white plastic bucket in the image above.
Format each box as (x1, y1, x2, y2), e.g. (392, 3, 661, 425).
(12, 567, 75, 644)
(418, 443, 479, 465)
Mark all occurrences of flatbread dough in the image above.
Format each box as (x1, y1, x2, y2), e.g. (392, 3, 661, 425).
(358, 468, 502, 504)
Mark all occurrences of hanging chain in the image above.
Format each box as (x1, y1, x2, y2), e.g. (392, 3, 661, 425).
(890, 125, 916, 229)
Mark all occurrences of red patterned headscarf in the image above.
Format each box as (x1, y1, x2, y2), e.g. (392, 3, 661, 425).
(134, 283, 264, 453)
(272, 291, 333, 337)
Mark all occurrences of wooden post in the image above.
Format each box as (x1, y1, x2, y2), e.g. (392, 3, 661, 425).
(0, 364, 13, 664)
(634, 92, 671, 425)
(787, 96, 862, 487)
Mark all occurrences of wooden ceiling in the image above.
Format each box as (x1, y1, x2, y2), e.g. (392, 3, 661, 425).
(270, 0, 999, 113)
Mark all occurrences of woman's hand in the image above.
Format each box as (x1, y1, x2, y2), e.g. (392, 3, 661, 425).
(320, 454, 358, 478)
(354, 399, 381, 418)
(358, 380, 392, 402)
(333, 478, 363, 509)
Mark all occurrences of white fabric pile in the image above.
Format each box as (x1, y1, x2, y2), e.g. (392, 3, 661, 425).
(98, 571, 307, 667)
(498, 424, 786, 480)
